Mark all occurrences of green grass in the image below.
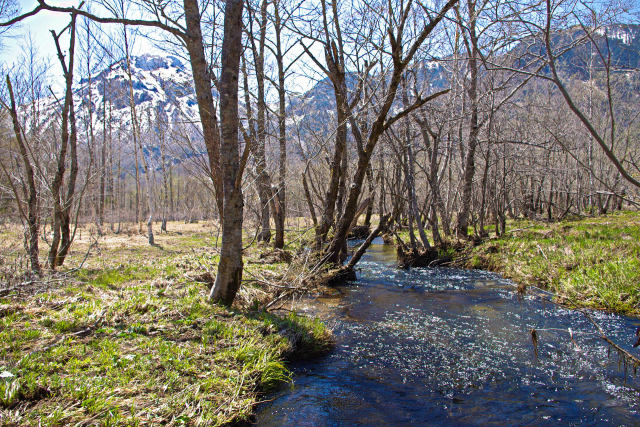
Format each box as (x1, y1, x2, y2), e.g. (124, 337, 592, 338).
(0, 228, 332, 426)
(75, 265, 158, 289)
(467, 211, 640, 316)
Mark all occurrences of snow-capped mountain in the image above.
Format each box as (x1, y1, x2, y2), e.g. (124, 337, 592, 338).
(74, 54, 201, 132)
(56, 24, 640, 135)
(24, 54, 205, 170)
(511, 24, 640, 78)
(288, 23, 640, 143)
(28, 23, 640, 170)
(595, 24, 639, 48)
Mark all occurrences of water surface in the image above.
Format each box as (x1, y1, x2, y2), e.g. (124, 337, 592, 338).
(256, 240, 640, 425)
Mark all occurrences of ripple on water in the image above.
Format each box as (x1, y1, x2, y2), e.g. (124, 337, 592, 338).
(256, 243, 640, 426)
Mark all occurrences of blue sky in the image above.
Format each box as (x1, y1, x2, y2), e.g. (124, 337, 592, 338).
(0, 1, 160, 90)
(1, 2, 75, 70)
(0, 0, 382, 97)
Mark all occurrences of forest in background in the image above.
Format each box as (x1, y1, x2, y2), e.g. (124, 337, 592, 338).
(0, 0, 639, 307)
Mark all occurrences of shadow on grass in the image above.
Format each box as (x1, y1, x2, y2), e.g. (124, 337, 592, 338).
(243, 309, 334, 362)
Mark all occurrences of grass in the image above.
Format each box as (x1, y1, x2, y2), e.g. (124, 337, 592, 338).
(0, 220, 332, 426)
(467, 211, 640, 316)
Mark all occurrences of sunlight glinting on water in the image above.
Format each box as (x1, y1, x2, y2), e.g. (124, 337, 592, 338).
(257, 242, 640, 426)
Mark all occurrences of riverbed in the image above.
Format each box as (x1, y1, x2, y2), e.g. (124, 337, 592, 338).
(256, 240, 640, 425)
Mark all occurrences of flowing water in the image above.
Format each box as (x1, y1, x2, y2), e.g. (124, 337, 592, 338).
(256, 240, 640, 425)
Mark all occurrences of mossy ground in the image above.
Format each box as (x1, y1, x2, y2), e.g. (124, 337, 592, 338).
(0, 220, 331, 426)
(466, 211, 640, 316)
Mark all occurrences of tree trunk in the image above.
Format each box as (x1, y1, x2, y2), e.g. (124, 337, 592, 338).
(316, 69, 348, 248)
(209, 0, 245, 307)
(56, 92, 79, 266)
(5, 77, 41, 275)
(249, 0, 272, 243)
(456, 0, 479, 239)
(302, 168, 318, 227)
(272, 0, 287, 249)
(183, 0, 224, 219)
(99, 72, 107, 231)
(48, 17, 77, 269)
(140, 111, 155, 246)
(160, 116, 169, 233)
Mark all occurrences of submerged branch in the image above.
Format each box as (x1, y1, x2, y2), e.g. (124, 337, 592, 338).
(583, 311, 640, 366)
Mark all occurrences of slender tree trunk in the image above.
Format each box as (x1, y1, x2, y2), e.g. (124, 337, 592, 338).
(122, 29, 143, 232)
(99, 80, 107, 231)
(336, 139, 348, 223)
(140, 110, 155, 245)
(478, 144, 491, 238)
(5, 77, 41, 275)
(108, 100, 115, 231)
(56, 90, 79, 266)
(316, 75, 348, 248)
(251, 0, 272, 243)
(401, 79, 430, 249)
(363, 165, 374, 227)
(456, 1, 479, 239)
(408, 143, 431, 248)
(302, 168, 318, 227)
(210, 0, 245, 306)
(183, 0, 224, 219)
(272, 0, 287, 249)
(48, 16, 77, 268)
(160, 123, 168, 233)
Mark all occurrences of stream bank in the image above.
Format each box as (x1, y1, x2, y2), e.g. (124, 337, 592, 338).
(465, 211, 640, 316)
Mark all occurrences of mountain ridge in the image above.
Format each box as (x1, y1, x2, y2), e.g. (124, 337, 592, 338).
(26, 23, 640, 170)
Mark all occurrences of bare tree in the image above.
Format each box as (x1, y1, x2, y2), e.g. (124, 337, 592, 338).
(269, 0, 291, 249)
(323, 0, 458, 264)
(48, 13, 79, 269)
(1, 76, 41, 274)
(246, 0, 273, 243)
(209, 0, 245, 305)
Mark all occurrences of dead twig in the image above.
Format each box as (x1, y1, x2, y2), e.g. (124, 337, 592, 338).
(582, 310, 640, 366)
(242, 278, 299, 290)
(264, 290, 294, 311)
(505, 225, 536, 234)
(536, 244, 549, 262)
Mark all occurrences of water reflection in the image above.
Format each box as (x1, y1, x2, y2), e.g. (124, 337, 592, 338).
(256, 241, 640, 426)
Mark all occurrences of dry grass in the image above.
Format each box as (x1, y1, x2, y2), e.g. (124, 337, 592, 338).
(0, 220, 332, 426)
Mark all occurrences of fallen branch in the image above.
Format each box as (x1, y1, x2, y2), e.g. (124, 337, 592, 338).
(0, 275, 69, 297)
(505, 225, 536, 234)
(346, 197, 371, 236)
(309, 250, 334, 275)
(264, 290, 294, 310)
(583, 310, 640, 366)
(242, 278, 299, 290)
(346, 214, 389, 270)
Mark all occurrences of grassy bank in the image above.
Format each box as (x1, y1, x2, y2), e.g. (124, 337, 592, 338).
(466, 211, 640, 316)
(0, 222, 331, 426)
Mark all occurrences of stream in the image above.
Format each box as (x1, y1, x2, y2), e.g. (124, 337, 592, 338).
(255, 239, 640, 425)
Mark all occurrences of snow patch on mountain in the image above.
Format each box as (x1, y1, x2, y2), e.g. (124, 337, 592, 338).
(595, 25, 638, 45)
